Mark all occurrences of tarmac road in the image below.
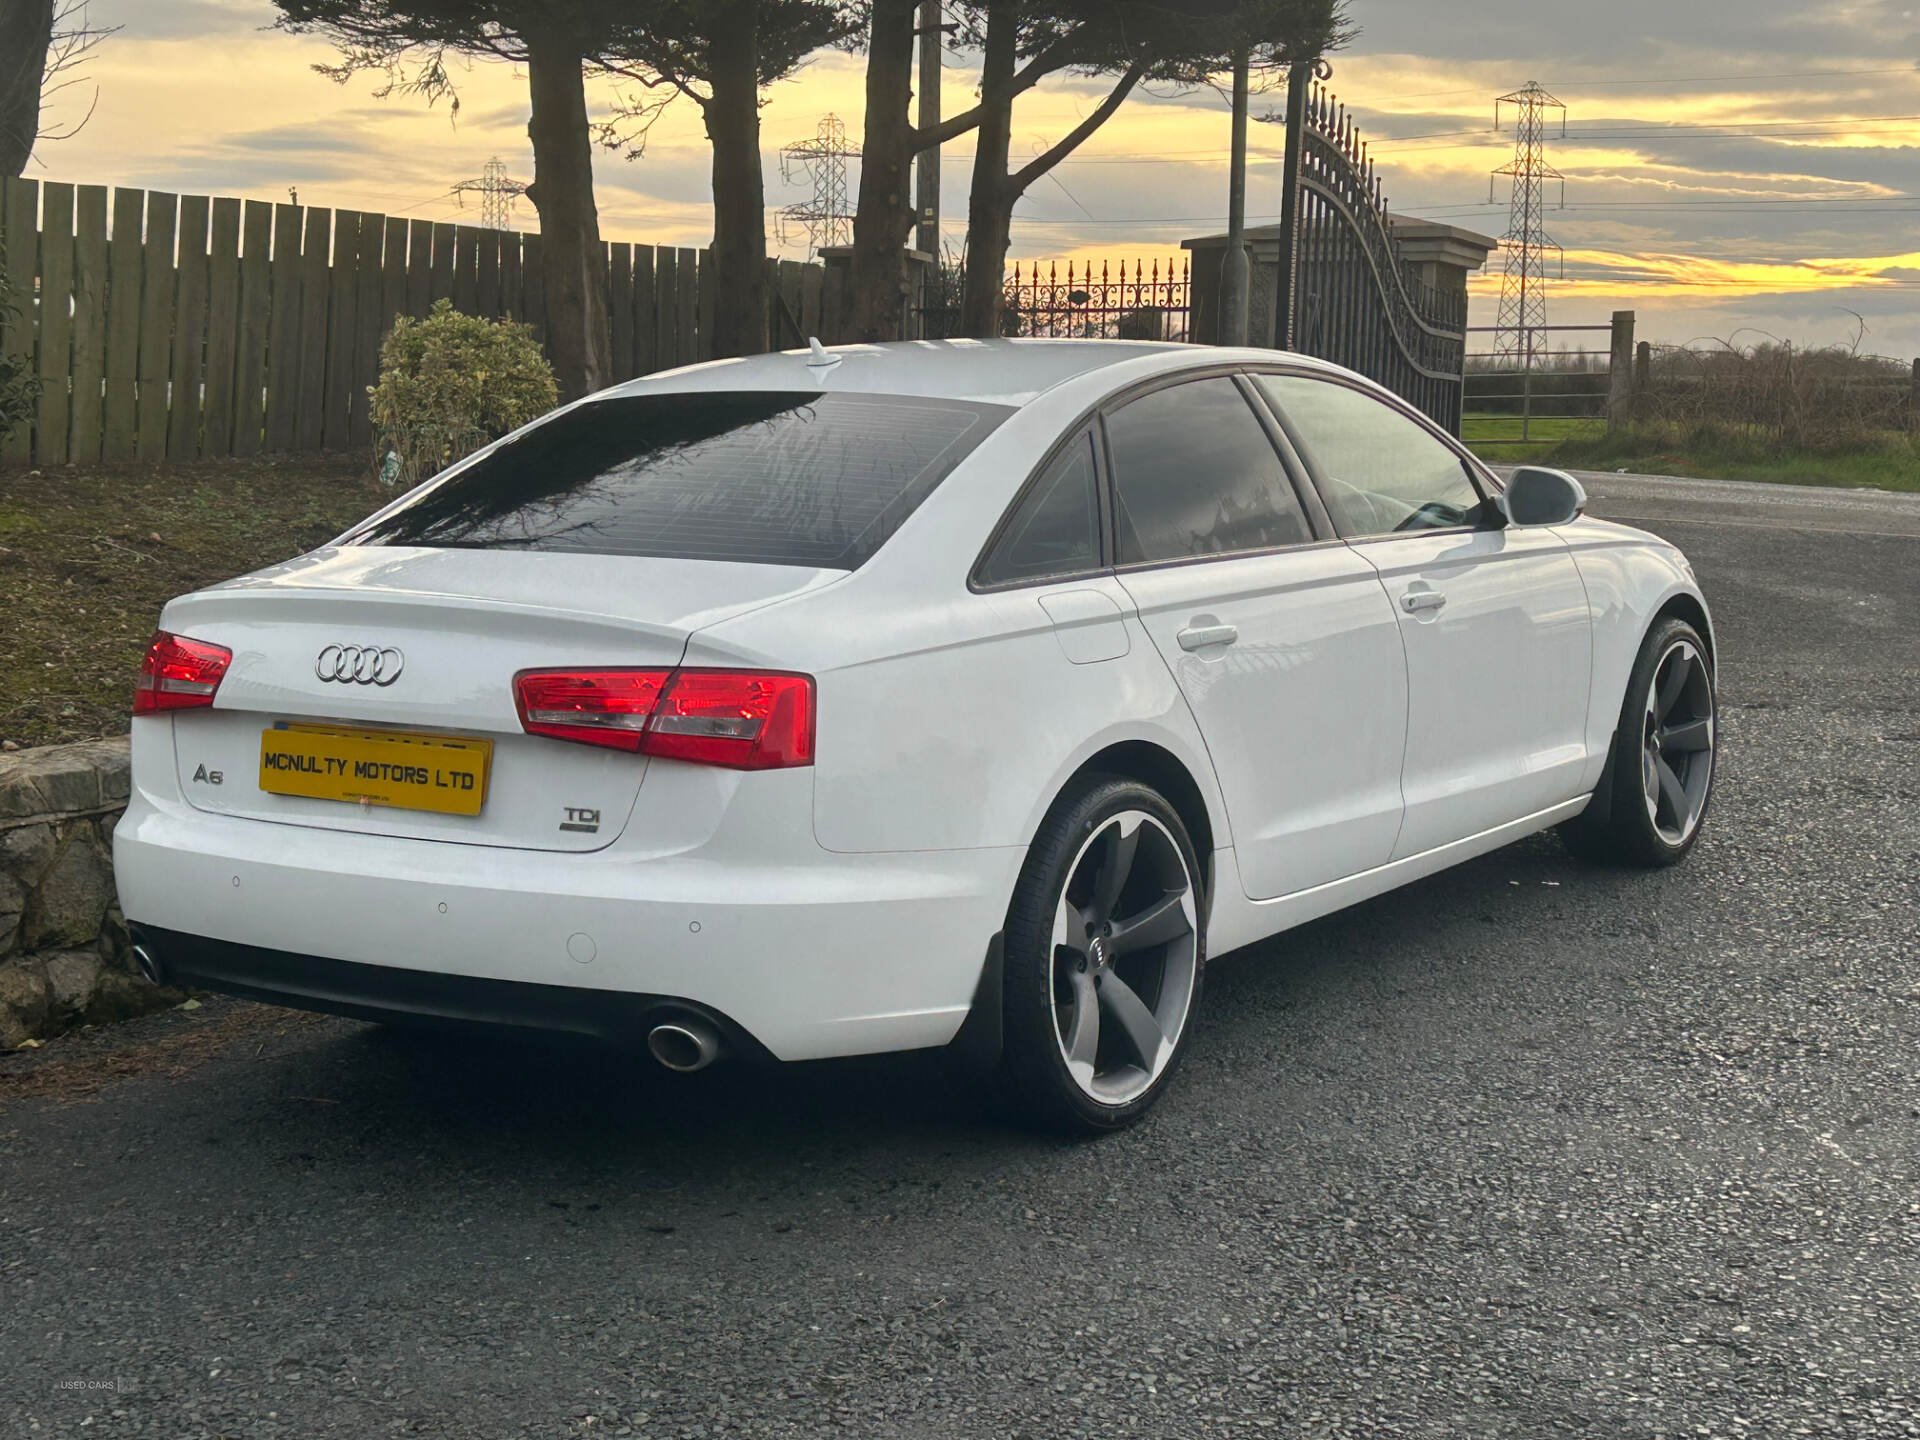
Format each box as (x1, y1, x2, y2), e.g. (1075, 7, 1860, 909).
(4, 473, 1918, 1439)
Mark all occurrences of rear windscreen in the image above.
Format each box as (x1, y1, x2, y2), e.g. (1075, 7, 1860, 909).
(345, 390, 1014, 570)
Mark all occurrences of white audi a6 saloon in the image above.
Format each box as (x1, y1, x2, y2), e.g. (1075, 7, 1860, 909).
(115, 339, 1717, 1131)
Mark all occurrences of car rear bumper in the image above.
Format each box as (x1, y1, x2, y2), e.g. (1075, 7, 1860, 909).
(112, 790, 1023, 1063)
(130, 925, 777, 1055)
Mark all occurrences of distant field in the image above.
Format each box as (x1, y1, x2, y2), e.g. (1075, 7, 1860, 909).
(1460, 414, 1605, 464)
(1460, 415, 1920, 492)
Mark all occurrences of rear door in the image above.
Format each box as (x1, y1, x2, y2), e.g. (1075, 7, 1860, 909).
(1251, 372, 1593, 859)
(1107, 374, 1409, 902)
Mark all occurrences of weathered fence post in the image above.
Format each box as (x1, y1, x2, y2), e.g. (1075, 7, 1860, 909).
(1607, 310, 1635, 432)
(1910, 357, 1919, 430)
(35, 183, 74, 464)
(0, 178, 38, 462)
(1634, 340, 1652, 422)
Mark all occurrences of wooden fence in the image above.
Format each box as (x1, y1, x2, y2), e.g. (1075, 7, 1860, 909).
(0, 178, 835, 466)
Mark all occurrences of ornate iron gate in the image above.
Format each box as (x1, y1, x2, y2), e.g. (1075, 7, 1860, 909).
(1276, 63, 1467, 431)
(1004, 259, 1191, 341)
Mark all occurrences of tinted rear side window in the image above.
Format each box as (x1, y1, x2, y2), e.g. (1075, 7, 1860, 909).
(976, 430, 1101, 587)
(347, 391, 1013, 570)
(1105, 377, 1313, 565)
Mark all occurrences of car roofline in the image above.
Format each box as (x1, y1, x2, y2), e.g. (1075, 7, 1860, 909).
(596, 338, 1361, 412)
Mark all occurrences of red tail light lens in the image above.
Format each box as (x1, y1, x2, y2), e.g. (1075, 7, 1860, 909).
(513, 668, 814, 769)
(134, 631, 232, 715)
(647, 670, 815, 770)
(514, 669, 671, 751)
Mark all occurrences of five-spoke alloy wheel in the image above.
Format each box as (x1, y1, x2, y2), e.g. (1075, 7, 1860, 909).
(997, 778, 1205, 1132)
(1050, 811, 1200, 1107)
(1641, 638, 1715, 846)
(1561, 615, 1718, 867)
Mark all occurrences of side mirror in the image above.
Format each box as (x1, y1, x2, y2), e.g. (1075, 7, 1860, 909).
(1500, 467, 1588, 528)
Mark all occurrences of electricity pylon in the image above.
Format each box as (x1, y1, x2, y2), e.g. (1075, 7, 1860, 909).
(453, 156, 529, 232)
(1490, 83, 1566, 368)
(778, 115, 855, 257)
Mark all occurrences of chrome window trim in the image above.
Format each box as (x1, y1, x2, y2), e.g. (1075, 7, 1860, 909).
(968, 360, 1350, 595)
(1109, 535, 1354, 580)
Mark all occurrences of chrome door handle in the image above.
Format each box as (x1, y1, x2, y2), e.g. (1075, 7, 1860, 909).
(1177, 623, 1239, 652)
(1401, 590, 1447, 615)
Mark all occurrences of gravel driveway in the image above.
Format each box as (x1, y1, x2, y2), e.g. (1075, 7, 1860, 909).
(4, 473, 1918, 1439)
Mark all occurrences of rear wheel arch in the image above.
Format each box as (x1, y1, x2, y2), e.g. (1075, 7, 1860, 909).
(1059, 741, 1217, 909)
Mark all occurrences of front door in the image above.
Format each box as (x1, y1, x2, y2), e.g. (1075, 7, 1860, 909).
(1104, 375, 1408, 902)
(1251, 373, 1594, 859)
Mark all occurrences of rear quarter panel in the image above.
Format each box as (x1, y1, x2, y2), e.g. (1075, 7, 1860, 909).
(685, 576, 1225, 856)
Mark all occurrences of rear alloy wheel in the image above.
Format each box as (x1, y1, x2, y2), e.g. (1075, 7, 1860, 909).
(997, 778, 1204, 1133)
(1561, 616, 1717, 867)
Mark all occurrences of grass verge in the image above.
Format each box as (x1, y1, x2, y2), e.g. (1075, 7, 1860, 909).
(0, 457, 377, 751)
(1460, 414, 1606, 465)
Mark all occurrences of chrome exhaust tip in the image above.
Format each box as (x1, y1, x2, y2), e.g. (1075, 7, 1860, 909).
(132, 944, 167, 987)
(646, 1018, 722, 1073)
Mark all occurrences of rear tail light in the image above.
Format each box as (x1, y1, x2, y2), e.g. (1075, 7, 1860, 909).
(515, 669, 670, 751)
(646, 671, 814, 769)
(134, 631, 232, 715)
(514, 668, 814, 769)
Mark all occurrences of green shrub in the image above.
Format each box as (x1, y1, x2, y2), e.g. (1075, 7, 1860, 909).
(369, 298, 557, 489)
(0, 240, 41, 447)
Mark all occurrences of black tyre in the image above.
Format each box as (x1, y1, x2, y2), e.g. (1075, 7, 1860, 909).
(994, 775, 1206, 1134)
(1560, 615, 1717, 868)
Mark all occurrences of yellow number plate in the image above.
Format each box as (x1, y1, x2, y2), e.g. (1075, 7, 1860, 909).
(259, 724, 493, 816)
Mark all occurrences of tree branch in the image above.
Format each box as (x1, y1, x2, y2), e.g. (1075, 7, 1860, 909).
(912, 101, 983, 149)
(1007, 29, 1085, 97)
(1009, 57, 1148, 194)
(909, 24, 1084, 150)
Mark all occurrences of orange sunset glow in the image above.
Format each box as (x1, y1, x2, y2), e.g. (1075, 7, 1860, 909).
(27, 0, 1920, 353)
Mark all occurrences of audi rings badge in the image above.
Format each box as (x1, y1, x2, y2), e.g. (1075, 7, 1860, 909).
(315, 644, 405, 686)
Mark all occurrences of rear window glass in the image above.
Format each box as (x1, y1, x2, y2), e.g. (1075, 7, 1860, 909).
(346, 391, 1014, 570)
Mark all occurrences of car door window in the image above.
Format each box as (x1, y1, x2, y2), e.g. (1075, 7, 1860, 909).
(1253, 374, 1486, 538)
(977, 430, 1100, 586)
(1105, 377, 1313, 565)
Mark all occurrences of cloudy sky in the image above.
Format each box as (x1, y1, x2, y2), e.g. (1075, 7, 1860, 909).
(30, 0, 1920, 354)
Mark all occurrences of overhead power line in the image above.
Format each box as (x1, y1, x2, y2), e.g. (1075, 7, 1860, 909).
(922, 110, 1920, 171)
(1377, 63, 1920, 105)
(1373, 114, 1920, 155)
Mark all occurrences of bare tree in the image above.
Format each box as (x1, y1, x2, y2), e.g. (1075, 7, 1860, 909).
(1, 0, 118, 177)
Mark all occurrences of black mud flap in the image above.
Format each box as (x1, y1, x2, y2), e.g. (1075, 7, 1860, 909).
(1587, 734, 1620, 828)
(944, 932, 1004, 1077)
